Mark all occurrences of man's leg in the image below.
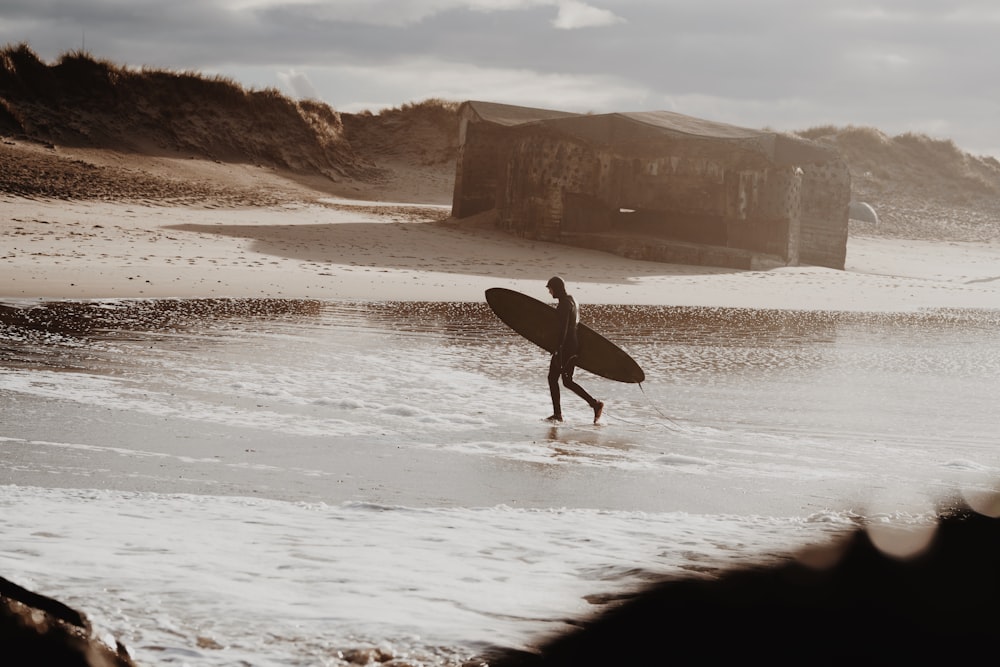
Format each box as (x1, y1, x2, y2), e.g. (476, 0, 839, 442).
(561, 362, 604, 424)
(547, 353, 563, 421)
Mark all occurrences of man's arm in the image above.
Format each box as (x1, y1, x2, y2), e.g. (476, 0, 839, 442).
(555, 299, 572, 354)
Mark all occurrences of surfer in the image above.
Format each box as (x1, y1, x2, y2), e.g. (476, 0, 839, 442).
(545, 276, 605, 424)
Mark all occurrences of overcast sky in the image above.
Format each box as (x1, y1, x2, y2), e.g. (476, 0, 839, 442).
(3, 1, 998, 158)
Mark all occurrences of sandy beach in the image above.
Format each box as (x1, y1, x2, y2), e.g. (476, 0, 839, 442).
(4, 178, 999, 312)
(3, 135, 1000, 666)
(0, 91, 997, 314)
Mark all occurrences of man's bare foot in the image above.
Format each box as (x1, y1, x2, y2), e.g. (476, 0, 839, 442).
(545, 414, 563, 423)
(593, 401, 605, 424)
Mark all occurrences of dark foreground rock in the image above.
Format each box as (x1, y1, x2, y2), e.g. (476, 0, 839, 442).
(1, 576, 135, 666)
(484, 498, 1000, 666)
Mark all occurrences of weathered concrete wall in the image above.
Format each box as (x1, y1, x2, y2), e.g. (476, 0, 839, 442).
(498, 132, 594, 241)
(598, 146, 735, 218)
(577, 144, 798, 260)
(724, 166, 801, 259)
(459, 110, 849, 271)
(798, 158, 851, 269)
(499, 132, 809, 264)
(563, 192, 612, 233)
(452, 119, 511, 218)
(561, 231, 785, 270)
(590, 147, 738, 248)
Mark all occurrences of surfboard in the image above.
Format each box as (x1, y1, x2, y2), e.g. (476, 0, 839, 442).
(485, 287, 645, 384)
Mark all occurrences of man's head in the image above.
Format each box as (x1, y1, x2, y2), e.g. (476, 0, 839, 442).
(546, 276, 567, 298)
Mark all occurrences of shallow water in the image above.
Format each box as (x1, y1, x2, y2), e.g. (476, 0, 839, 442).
(2, 298, 999, 665)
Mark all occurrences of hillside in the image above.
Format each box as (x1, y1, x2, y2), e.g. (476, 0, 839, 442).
(340, 100, 459, 203)
(2, 43, 999, 242)
(797, 125, 1000, 241)
(0, 44, 370, 178)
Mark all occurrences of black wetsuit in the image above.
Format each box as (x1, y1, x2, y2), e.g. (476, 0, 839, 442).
(549, 293, 599, 417)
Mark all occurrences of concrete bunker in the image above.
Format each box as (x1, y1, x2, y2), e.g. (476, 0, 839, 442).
(452, 101, 851, 270)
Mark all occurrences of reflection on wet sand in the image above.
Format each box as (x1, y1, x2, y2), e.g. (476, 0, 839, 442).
(545, 427, 638, 459)
(4, 297, 998, 348)
(0, 298, 322, 338)
(5, 296, 999, 394)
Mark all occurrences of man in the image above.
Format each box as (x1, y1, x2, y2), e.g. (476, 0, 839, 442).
(545, 276, 604, 424)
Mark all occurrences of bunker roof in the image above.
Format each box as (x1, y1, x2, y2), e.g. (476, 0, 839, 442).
(460, 100, 580, 127)
(461, 101, 838, 166)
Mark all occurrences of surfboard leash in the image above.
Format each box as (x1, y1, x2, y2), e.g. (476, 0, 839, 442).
(637, 382, 685, 430)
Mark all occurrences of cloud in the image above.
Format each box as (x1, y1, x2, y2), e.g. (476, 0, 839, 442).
(277, 69, 319, 100)
(2, 1, 1000, 157)
(552, 0, 625, 29)
(238, 0, 625, 30)
(234, 0, 557, 29)
(279, 56, 648, 114)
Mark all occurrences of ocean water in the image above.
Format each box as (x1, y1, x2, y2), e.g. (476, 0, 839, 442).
(2, 298, 999, 665)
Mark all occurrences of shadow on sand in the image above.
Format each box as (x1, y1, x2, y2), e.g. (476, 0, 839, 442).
(164, 219, 738, 286)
